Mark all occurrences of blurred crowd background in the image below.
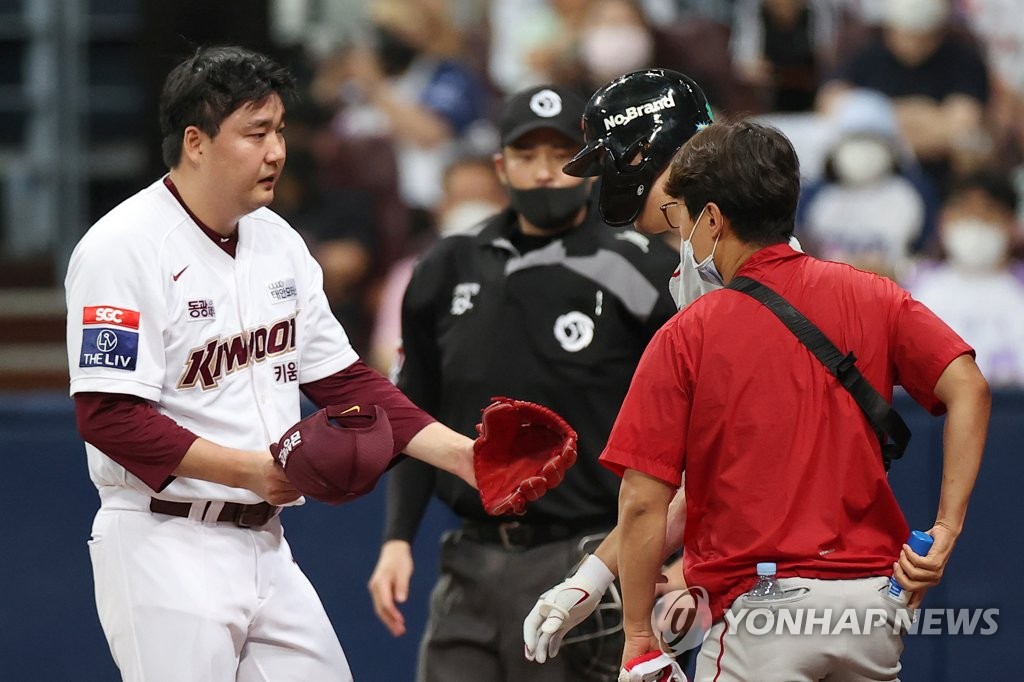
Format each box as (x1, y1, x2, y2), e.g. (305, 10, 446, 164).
(2, 0, 1024, 392)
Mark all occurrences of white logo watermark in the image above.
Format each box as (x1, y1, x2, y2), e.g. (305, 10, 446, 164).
(652, 587, 999, 650)
(651, 587, 714, 656)
(720, 606, 999, 637)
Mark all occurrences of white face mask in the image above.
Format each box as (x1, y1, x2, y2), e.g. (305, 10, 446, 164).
(884, 0, 949, 33)
(670, 238, 721, 309)
(942, 219, 1009, 272)
(580, 25, 654, 82)
(686, 206, 724, 286)
(832, 139, 893, 185)
(670, 235, 806, 309)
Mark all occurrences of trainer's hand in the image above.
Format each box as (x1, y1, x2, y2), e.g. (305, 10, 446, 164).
(368, 540, 414, 636)
(250, 451, 301, 505)
(524, 554, 614, 663)
(892, 523, 958, 609)
(621, 630, 656, 668)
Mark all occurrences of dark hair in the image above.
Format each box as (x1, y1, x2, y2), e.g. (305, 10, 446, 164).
(664, 118, 800, 245)
(947, 168, 1019, 214)
(159, 46, 296, 168)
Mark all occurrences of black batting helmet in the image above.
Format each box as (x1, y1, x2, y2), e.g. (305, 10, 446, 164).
(564, 69, 713, 226)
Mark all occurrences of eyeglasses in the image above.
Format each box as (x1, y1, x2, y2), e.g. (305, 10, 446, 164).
(660, 201, 684, 230)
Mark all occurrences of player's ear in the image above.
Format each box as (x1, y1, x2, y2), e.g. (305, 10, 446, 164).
(181, 126, 204, 165)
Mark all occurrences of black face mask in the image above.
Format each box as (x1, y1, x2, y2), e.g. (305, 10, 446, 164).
(508, 184, 590, 233)
(375, 27, 418, 76)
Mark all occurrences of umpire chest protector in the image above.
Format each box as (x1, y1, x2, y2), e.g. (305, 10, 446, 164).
(399, 204, 677, 521)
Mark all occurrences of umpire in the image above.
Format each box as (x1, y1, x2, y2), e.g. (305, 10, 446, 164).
(367, 84, 678, 682)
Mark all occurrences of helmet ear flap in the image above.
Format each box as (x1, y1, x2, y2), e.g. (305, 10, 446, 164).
(596, 151, 658, 226)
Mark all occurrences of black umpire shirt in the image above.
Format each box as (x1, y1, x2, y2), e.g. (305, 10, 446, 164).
(384, 199, 678, 540)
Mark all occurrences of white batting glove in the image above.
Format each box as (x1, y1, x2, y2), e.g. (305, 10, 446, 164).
(523, 553, 615, 663)
(618, 652, 687, 682)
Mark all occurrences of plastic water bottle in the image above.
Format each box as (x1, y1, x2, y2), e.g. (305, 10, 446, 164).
(745, 562, 786, 602)
(886, 530, 934, 605)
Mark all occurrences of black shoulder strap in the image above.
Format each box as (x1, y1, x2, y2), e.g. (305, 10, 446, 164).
(727, 276, 911, 470)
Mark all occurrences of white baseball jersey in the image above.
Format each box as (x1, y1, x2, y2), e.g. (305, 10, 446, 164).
(66, 177, 357, 504)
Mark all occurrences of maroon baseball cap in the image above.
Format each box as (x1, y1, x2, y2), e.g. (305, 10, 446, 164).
(274, 404, 395, 505)
(499, 85, 586, 147)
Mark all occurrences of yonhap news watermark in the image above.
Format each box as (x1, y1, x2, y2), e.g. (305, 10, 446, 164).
(651, 587, 1000, 656)
(717, 606, 999, 637)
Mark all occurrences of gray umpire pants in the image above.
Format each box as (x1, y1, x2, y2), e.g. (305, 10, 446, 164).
(416, 528, 613, 682)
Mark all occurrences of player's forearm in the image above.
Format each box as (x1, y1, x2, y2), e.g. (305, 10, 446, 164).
(618, 470, 673, 639)
(593, 526, 622, 576)
(404, 422, 476, 488)
(593, 508, 684, 580)
(173, 438, 269, 491)
(933, 358, 991, 534)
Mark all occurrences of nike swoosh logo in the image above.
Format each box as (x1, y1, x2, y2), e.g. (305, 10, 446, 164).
(172, 266, 189, 282)
(565, 588, 590, 608)
(340, 405, 361, 415)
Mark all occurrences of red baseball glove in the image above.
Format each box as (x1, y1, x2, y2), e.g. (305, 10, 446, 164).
(473, 397, 578, 516)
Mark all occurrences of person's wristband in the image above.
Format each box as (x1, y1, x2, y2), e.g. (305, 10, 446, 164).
(575, 553, 615, 594)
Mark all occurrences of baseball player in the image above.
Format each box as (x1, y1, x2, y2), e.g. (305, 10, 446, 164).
(523, 70, 805, 678)
(520, 70, 711, 671)
(66, 46, 476, 682)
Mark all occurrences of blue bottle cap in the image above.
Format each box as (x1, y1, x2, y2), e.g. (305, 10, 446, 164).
(907, 530, 934, 556)
(756, 562, 777, 576)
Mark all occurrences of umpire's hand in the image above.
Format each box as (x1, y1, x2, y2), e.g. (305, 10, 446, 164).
(368, 540, 414, 636)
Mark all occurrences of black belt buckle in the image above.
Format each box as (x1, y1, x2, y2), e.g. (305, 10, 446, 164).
(497, 521, 531, 550)
(232, 503, 277, 528)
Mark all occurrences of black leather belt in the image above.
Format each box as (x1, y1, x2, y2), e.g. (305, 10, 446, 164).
(461, 520, 609, 551)
(149, 498, 280, 528)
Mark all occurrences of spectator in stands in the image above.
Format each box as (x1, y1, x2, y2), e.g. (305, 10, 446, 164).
(819, 0, 990, 195)
(273, 145, 377, 352)
(960, 0, 1024, 168)
(730, 0, 841, 112)
(907, 170, 1024, 386)
(488, 0, 590, 93)
(368, 156, 508, 374)
(575, 0, 657, 92)
(311, 0, 487, 228)
(798, 89, 937, 279)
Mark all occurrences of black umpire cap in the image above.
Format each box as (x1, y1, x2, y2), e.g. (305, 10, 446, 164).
(500, 85, 586, 147)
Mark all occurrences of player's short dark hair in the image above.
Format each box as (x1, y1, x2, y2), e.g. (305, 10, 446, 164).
(664, 118, 800, 245)
(159, 46, 296, 169)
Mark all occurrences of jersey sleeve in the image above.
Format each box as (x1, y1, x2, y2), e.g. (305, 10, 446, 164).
(66, 226, 169, 401)
(294, 237, 360, 383)
(599, 317, 694, 486)
(891, 288, 975, 415)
